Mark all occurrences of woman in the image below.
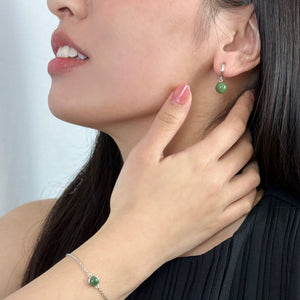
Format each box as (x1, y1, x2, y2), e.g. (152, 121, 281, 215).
(1, 0, 299, 299)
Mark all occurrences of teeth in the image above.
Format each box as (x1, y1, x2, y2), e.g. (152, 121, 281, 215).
(77, 53, 87, 60)
(56, 45, 88, 59)
(69, 47, 78, 58)
(56, 46, 75, 58)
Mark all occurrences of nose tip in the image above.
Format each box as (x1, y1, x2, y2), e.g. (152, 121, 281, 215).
(47, 0, 88, 20)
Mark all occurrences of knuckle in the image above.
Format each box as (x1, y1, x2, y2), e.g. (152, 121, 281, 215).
(249, 167, 261, 186)
(195, 154, 208, 169)
(229, 115, 247, 136)
(209, 175, 224, 193)
(195, 147, 215, 167)
(240, 135, 254, 156)
(235, 118, 247, 135)
(245, 141, 254, 157)
(220, 214, 231, 228)
(243, 199, 253, 213)
(208, 220, 221, 234)
(158, 111, 180, 127)
(253, 172, 261, 186)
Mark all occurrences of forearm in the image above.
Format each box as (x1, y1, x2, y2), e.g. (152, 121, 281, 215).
(4, 218, 163, 300)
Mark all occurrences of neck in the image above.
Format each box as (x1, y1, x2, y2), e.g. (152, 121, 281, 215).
(102, 75, 259, 257)
(107, 84, 237, 161)
(106, 67, 257, 160)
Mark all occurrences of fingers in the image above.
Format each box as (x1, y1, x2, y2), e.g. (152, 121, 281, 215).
(219, 131, 254, 179)
(200, 90, 255, 159)
(221, 189, 259, 226)
(138, 84, 192, 160)
(225, 161, 261, 206)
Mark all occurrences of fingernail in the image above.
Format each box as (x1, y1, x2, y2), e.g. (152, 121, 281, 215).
(171, 84, 191, 105)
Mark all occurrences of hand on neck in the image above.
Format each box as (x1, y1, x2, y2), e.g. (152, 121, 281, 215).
(111, 69, 257, 161)
(107, 71, 259, 257)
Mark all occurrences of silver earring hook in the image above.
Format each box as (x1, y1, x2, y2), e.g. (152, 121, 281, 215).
(219, 63, 225, 83)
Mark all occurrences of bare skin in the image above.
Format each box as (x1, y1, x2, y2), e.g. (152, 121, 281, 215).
(0, 199, 56, 297)
(45, 0, 261, 262)
(0, 0, 263, 298)
(0, 89, 261, 300)
(47, 1, 260, 161)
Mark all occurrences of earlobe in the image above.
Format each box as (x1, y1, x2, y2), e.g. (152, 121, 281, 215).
(213, 7, 261, 78)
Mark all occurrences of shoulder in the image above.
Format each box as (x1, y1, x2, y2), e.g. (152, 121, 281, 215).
(0, 198, 56, 298)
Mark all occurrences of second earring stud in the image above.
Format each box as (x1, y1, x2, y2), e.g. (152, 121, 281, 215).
(215, 63, 227, 94)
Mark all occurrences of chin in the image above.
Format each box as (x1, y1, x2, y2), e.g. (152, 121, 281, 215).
(48, 90, 73, 123)
(47, 80, 164, 132)
(48, 93, 123, 131)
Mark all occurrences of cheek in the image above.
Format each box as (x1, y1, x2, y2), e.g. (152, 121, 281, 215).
(96, 3, 200, 105)
(93, 2, 186, 99)
(49, 1, 199, 128)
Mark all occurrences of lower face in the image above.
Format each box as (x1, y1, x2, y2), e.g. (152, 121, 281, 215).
(48, 0, 213, 131)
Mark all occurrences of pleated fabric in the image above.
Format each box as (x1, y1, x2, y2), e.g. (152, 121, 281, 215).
(126, 186, 300, 300)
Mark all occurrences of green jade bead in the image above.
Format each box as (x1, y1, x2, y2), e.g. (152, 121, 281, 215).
(216, 82, 228, 94)
(89, 275, 100, 287)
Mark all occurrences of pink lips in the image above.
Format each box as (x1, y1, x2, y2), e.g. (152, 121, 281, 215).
(48, 57, 88, 75)
(48, 29, 90, 76)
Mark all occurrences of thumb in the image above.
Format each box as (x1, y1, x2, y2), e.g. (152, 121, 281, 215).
(141, 84, 192, 160)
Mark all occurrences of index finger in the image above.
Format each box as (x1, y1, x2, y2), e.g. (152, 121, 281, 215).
(198, 90, 255, 159)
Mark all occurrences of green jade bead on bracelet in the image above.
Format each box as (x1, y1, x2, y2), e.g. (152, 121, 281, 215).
(89, 275, 100, 287)
(66, 253, 109, 300)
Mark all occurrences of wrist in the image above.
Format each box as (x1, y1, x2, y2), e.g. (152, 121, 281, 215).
(73, 217, 164, 299)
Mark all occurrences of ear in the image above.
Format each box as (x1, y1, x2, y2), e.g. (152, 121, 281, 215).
(213, 4, 261, 78)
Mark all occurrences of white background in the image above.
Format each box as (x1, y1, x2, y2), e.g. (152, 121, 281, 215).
(0, 1, 97, 216)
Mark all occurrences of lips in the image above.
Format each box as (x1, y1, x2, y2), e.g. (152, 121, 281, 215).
(51, 29, 90, 58)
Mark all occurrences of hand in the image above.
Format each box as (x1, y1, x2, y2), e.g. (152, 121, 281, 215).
(107, 85, 260, 265)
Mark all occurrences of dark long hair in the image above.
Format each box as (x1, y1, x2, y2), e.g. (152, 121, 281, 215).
(22, 0, 300, 285)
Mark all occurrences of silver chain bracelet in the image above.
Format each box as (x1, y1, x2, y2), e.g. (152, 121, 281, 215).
(66, 253, 109, 300)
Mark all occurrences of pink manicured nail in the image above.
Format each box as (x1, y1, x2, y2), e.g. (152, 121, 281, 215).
(171, 84, 191, 105)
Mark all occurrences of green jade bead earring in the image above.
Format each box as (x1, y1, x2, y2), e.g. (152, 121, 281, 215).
(215, 63, 227, 94)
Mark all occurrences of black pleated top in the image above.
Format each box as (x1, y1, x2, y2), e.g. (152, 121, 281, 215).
(127, 186, 300, 300)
